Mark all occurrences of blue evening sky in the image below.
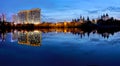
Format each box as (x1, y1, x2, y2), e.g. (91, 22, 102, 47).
(0, 0, 120, 22)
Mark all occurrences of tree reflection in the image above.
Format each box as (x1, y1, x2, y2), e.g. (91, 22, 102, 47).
(0, 28, 119, 46)
(0, 29, 7, 42)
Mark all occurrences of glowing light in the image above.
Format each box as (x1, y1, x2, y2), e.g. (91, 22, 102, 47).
(34, 22, 40, 25)
(34, 30, 39, 33)
(14, 30, 17, 33)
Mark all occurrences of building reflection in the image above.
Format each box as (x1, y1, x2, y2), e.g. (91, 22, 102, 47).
(18, 30, 42, 46)
(0, 28, 119, 45)
(11, 30, 18, 42)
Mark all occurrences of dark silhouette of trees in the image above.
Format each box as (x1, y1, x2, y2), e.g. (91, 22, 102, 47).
(87, 16, 90, 21)
(106, 13, 109, 17)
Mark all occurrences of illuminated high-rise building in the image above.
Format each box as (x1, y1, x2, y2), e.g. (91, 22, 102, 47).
(18, 8, 41, 24)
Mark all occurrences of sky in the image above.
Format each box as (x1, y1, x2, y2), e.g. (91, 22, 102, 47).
(0, 0, 120, 22)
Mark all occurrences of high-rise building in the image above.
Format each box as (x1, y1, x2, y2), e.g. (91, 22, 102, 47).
(12, 14, 18, 23)
(0, 14, 6, 22)
(18, 8, 41, 24)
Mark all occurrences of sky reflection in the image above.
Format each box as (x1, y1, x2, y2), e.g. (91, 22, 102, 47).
(0, 29, 120, 66)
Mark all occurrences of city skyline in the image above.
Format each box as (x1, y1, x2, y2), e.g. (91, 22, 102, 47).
(0, 0, 120, 22)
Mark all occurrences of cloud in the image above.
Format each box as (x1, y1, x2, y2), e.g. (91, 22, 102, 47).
(1, 0, 120, 22)
(42, 9, 89, 22)
(41, 14, 58, 22)
(86, 10, 99, 14)
(42, 6, 120, 22)
(86, 6, 120, 14)
(105, 6, 120, 12)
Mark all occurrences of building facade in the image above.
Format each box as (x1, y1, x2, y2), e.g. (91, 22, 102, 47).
(18, 8, 41, 24)
(12, 14, 18, 23)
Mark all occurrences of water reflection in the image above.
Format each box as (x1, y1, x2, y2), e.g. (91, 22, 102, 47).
(11, 30, 18, 42)
(0, 28, 119, 46)
(1, 29, 120, 66)
(0, 30, 7, 42)
(18, 31, 42, 46)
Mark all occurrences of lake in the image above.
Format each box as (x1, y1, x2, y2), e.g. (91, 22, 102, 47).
(0, 29, 120, 66)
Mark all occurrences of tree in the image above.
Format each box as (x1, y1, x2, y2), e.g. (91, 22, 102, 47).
(106, 13, 109, 17)
(80, 15, 82, 20)
(0, 18, 1, 22)
(87, 16, 90, 21)
(83, 17, 85, 22)
(74, 19, 77, 22)
(72, 19, 74, 22)
(110, 17, 114, 20)
(77, 18, 80, 22)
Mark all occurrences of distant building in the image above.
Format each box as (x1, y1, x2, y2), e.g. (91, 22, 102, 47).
(79, 16, 84, 23)
(12, 14, 18, 23)
(0, 14, 6, 22)
(18, 8, 41, 24)
(101, 14, 109, 21)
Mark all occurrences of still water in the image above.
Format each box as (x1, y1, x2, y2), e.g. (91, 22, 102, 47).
(0, 29, 120, 66)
